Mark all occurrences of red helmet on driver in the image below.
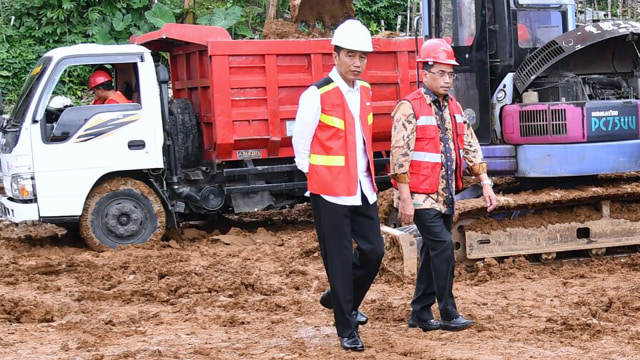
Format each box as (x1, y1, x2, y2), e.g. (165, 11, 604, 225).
(89, 69, 112, 90)
(417, 38, 459, 66)
(518, 23, 531, 43)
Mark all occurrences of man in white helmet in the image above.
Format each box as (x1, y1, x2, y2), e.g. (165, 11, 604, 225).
(292, 19, 384, 351)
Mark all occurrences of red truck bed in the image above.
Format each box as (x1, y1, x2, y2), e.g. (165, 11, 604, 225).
(132, 23, 420, 163)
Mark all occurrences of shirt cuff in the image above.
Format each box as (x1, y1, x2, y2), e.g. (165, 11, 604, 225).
(391, 172, 410, 183)
(295, 158, 309, 173)
(468, 163, 488, 177)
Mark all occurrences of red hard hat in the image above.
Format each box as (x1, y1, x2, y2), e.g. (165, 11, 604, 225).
(517, 23, 530, 42)
(417, 38, 459, 66)
(89, 69, 112, 90)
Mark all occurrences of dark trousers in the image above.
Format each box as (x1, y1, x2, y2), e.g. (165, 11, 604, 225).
(411, 208, 459, 321)
(310, 193, 385, 338)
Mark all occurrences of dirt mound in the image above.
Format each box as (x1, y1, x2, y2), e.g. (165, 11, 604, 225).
(377, 188, 395, 224)
(2, 209, 640, 358)
(263, 19, 304, 39)
(290, 0, 354, 29)
(262, 19, 325, 39)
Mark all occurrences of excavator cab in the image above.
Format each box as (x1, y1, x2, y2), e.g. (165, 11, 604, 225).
(422, 0, 576, 145)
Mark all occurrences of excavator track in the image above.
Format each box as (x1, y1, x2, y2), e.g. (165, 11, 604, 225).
(382, 175, 640, 276)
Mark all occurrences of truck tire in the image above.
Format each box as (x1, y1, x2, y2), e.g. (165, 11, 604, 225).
(169, 98, 201, 169)
(79, 177, 166, 251)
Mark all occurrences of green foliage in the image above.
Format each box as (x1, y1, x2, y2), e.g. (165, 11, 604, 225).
(195, 1, 287, 39)
(197, 5, 244, 28)
(145, 3, 178, 29)
(0, 0, 405, 107)
(0, 0, 178, 104)
(354, 0, 408, 33)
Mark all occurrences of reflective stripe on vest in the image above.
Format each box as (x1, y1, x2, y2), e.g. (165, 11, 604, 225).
(390, 89, 466, 194)
(416, 115, 436, 126)
(319, 113, 345, 130)
(359, 81, 374, 125)
(307, 77, 376, 196)
(310, 154, 345, 166)
(318, 82, 339, 94)
(411, 151, 441, 163)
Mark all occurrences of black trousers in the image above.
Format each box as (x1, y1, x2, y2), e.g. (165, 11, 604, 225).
(411, 208, 459, 321)
(310, 192, 385, 338)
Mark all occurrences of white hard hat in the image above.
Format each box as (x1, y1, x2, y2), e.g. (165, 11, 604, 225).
(48, 95, 73, 109)
(331, 19, 373, 52)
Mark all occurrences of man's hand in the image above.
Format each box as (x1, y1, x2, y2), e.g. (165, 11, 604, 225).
(397, 182, 414, 224)
(483, 184, 498, 212)
(398, 197, 415, 225)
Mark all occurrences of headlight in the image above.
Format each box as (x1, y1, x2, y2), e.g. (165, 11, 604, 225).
(464, 108, 477, 127)
(496, 89, 507, 102)
(11, 173, 36, 200)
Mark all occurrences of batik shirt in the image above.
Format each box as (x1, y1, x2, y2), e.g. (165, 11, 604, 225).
(390, 86, 487, 213)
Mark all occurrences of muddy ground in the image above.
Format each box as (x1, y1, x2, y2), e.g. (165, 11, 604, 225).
(1, 195, 640, 360)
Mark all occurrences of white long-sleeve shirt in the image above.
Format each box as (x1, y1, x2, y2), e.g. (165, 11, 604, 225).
(292, 67, 377, 206)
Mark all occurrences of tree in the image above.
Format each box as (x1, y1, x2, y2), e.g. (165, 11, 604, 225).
(268, 0, 278, 20)
(184, 0, 196, 24)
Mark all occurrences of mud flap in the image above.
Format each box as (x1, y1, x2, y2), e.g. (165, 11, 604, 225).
(230, 191, 274, 213)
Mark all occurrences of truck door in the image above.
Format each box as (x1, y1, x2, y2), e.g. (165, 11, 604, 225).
(436, 0, 491, 144)
(30, 55, 163, 218)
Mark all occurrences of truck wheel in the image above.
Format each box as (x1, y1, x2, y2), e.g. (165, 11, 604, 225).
(169, 98, 201, 169)
(79, 177, 166, 251)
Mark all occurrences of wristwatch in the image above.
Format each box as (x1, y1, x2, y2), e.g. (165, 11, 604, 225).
(480, 179, 493, 187)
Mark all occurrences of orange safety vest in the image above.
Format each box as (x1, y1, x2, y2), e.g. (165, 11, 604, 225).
(393, 89, 466, 194)
(307, 77, 377, 197)
(92, 91, 132, 105)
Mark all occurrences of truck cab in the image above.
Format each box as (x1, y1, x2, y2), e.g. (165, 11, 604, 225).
(0, 44, 165, 247)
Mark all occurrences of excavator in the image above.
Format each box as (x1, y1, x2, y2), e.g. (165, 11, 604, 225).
(362, 0, 640, 272)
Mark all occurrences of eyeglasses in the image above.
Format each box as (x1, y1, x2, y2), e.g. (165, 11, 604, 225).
(426, 70, 457, 80)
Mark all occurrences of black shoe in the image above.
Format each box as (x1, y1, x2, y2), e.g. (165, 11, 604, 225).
(340, 331, 365, 351)
(320, 291, 369, 325)
(440, 316, 473, 332)
(408, 315, 440, 332)
(352, 310, 368, 325)
(319, 291, 333, 309)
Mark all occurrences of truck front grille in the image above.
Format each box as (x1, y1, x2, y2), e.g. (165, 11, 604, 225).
(519, 108, 567, 137)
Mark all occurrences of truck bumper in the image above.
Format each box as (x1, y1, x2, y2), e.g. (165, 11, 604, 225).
(0, 197, 39, 222)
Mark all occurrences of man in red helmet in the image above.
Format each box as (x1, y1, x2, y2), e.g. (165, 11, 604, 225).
(89, 69, 131, 105)
(517, 23, 532, 47)
(390, 38, 497, 332)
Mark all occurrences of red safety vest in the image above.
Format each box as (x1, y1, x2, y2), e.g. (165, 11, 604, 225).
(307, 77, 377, 197)
(393, 89, 466, 194)
(92, 91, 132, 105)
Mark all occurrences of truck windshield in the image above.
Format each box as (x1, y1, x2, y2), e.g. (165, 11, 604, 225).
(4, 57, 51, 131)
(439, 0, 477, 46)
